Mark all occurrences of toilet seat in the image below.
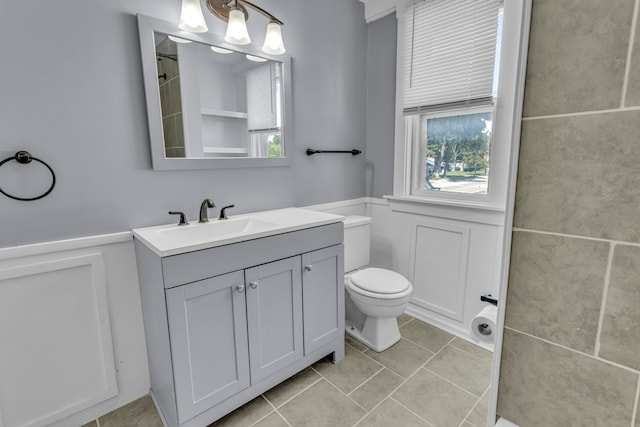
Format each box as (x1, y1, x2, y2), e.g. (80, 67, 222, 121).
(348, 268, 412, 300)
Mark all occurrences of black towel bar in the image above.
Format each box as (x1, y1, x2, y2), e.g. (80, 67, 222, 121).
(306, 149, 361, 156)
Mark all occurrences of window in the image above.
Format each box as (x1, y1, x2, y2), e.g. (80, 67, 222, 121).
(247, 62, 283, 158)
(396, 0, 503, 200)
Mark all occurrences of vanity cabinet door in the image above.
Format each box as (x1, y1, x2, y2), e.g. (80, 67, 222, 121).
(166, 270, 250, 423)
(302, 245, 344, 355)
(245, 256, 303, 384)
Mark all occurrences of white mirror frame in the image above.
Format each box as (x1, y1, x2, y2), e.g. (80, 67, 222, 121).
(137, 14, 293, 170)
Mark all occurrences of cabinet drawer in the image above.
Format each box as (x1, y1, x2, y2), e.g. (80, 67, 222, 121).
(162, 222, 343, 288)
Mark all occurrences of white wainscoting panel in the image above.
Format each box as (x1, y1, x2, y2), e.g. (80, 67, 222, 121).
(0, 253, 118, 427)
(409, 219, 470, 322)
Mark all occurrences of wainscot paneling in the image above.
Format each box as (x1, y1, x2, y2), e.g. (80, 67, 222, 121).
(0, 233, 149, 427)
(0, 253, 117, 427)
(409, 219, 470, 322)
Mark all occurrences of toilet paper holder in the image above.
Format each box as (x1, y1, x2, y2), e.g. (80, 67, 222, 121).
(480, 294, 498, 306)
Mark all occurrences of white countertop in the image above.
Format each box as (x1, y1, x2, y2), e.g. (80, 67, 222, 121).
(132, 207, 345, 257)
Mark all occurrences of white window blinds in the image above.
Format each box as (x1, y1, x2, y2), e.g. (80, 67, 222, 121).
(246, 62, 281, 132)
(403, 0, 500, 114)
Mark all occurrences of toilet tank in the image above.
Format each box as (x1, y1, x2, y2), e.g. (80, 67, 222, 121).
(343, 215, 372, 273)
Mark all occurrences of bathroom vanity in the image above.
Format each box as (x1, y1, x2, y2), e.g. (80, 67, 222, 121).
(133, 208, 345, 427)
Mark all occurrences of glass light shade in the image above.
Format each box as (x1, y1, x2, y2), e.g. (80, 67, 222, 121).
(211, 46, 233, 54)
(168, 35, 192, 44)
(246, 54, 267, 62)
(262, 21, 286, 55)
(178, 0, 208, 33)
(225, 8, 251, 45)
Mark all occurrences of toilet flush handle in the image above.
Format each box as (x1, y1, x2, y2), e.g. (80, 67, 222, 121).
(304, 265, 312, 272)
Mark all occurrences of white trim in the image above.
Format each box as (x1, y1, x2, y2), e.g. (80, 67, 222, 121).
(0, 232, 132, 261)
(621, 0, 640, 108)
(359, 0, 398, 23)
(487, 1, 532, 426)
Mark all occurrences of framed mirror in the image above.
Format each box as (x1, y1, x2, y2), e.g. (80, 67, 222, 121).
(137, 14, 292, 170)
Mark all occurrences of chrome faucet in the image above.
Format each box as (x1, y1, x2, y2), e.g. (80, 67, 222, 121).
(199, 199, 215, 223)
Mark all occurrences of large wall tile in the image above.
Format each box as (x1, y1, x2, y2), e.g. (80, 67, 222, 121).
(505, 231, 608, 353)
(513, 110, 640, 242)
(522, 0, 633, 117)
(626, 19, 640, 106)
(599, 245, 640, 370)
(497, 329, 637, 427)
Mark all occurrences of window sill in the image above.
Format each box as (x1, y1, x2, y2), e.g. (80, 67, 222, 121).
(383, 195, 506, 225)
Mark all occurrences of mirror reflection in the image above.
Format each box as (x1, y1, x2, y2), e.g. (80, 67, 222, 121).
(154, 32, 284, 159)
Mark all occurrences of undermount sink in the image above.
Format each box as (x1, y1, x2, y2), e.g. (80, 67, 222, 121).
(132, 207, 345, 256)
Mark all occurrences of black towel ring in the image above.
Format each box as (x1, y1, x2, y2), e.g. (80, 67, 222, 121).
(0, 151, 56, 201)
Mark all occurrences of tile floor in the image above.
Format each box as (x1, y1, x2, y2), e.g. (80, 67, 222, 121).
(83, 314, 493, 427)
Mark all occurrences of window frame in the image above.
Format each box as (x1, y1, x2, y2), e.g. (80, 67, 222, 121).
(392, 0, 520, 211)
(409, 104, 496, 198)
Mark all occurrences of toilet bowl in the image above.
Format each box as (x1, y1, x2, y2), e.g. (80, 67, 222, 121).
(343, 216, 414, 352)
(345, 268, 413, 351)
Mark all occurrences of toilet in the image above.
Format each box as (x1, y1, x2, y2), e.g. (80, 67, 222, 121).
(343, 216, 413, 352)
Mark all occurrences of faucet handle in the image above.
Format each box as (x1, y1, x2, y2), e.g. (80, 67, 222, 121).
(168, 211, 189, 226)
(219, 204, 235, 220)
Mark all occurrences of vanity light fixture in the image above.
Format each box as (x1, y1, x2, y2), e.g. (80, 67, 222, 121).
(180, 0, 286, 54)
(178, 0, 209, 33)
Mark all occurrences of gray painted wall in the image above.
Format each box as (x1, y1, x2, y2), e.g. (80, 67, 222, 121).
(365, 13, 397, 198)
(0, 0, 367, 247)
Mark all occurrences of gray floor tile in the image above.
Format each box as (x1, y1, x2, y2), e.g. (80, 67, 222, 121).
(424, 346, 492, 397)
(210, 396, 272, 426)
(349, 368, 405, 410)
(357, 398, 431, 427)
(464, 392, 489, 426)
(364, 338, 434, 378)
(400, 319, 454, 353)
(253, 411, 290, 427)
(313, 344, 384, 393)
(98, 395, 163, 427)
(279, 379, 366, 427)
(263, 367, 321, 408)
(449, 338, 493, 363)
(393, 369, 477, 427)
(346, 333, 369, 352)
(397, 313, 414, 327)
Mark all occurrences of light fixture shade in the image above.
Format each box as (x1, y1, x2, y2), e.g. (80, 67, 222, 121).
(211, 45, 233, 54)
(178, 0, 208, 33)
(168, 35, 192, 44)
(262, 21, 285, 55)
(225, 8, 251, 45)
(246, 54, 267, 62)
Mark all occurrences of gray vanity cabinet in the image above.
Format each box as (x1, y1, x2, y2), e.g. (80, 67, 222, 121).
(302, 245, 343, 354)
(134, 222, 345, 427)
(166, 270, 250, 422)
(245, 256, 303, 383)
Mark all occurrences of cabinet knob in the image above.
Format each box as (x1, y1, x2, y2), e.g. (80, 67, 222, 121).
(304, 265, 313, 272)
(236, 284, 245, 293)
(249, 281, 258, 289)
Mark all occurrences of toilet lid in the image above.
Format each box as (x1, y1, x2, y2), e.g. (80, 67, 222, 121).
(350, 268, 411, 294)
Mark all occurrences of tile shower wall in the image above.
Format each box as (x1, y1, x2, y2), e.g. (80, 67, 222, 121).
(497, 0, 640, 426)
(156, 37, 185, 158)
